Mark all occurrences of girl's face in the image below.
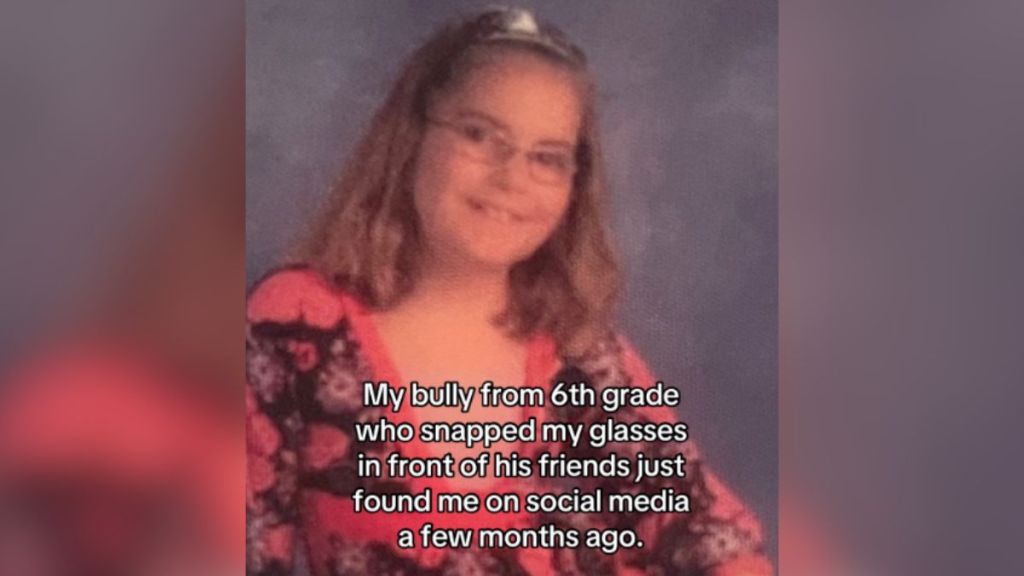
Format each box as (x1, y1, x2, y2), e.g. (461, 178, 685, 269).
(412, 51, 582, 272)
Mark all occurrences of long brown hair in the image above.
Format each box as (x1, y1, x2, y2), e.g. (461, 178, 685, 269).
(297, 10, 620, 356)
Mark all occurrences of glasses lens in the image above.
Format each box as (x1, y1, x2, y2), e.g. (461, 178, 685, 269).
(530, 152, 576, 185)
(447, 121, 501, 163)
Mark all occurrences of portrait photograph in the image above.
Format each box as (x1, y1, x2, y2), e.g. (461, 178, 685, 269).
(246, 2, 777, 574)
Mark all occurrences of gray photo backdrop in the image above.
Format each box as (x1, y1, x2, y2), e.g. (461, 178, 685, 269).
(247, 0, 777, 559)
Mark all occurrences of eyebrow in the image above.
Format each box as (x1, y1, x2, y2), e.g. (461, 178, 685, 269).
(452, 108, 577, 151)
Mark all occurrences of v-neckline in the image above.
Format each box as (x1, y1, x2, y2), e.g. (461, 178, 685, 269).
(341, 290, 547, 416)
(337, 290, 560, 491)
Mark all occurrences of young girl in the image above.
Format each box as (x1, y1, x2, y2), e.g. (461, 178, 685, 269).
(247, 8, 771, 576)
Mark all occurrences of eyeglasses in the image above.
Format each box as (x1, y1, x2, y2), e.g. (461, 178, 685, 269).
(427, 116, 578, 186)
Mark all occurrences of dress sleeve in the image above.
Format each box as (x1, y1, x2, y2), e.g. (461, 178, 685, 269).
(246, 267, 345, 575)
(615, 336, 774, 576)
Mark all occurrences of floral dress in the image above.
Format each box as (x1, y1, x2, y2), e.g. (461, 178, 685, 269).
(246, 267, 771, 576)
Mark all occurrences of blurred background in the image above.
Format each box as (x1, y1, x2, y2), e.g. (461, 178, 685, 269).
(0, 1, 243, 574)
(782, 1, 1024, 575)
(247, 0, 779, 562)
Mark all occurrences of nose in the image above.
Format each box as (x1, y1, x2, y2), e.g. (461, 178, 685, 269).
(490, 150, 533, 194)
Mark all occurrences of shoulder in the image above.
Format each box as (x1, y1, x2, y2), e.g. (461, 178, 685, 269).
(561, 330, 686, 428)
(247, 264, 354, 329)
(0, 339, 203, 469)
(565, 330, 657, 388)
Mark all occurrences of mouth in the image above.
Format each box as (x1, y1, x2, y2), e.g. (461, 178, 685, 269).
(466, 198, 527, 224)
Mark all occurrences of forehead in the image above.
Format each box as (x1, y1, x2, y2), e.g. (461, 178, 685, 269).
(438, 51, 583, 143)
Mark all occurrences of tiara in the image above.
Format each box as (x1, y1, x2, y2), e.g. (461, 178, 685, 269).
(470, 7, 585, 65)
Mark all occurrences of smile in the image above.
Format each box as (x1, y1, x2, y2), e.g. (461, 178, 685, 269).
(467, 198, 526, 224)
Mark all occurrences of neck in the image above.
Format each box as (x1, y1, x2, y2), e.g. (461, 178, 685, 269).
(400, 255, 511, 326)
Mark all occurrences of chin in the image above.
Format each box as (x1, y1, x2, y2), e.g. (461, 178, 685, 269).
(425, 220, 555, 272)
(450, 236, 544, 271)
(462, 246, 535, 270)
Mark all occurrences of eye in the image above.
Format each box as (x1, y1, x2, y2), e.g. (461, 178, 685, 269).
(532, 151, 573, 171)
(457, 122, 490, 143)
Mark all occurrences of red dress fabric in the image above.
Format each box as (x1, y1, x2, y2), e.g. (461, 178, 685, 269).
(0, 339, 243, 575)
(246, 266, 772, 575)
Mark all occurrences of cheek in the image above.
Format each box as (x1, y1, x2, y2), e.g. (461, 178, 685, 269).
(536, 186, 574, 228)
(412, 150, 456, 234)
(412, 143, 447, 209)
(412, 141, 482, 221)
